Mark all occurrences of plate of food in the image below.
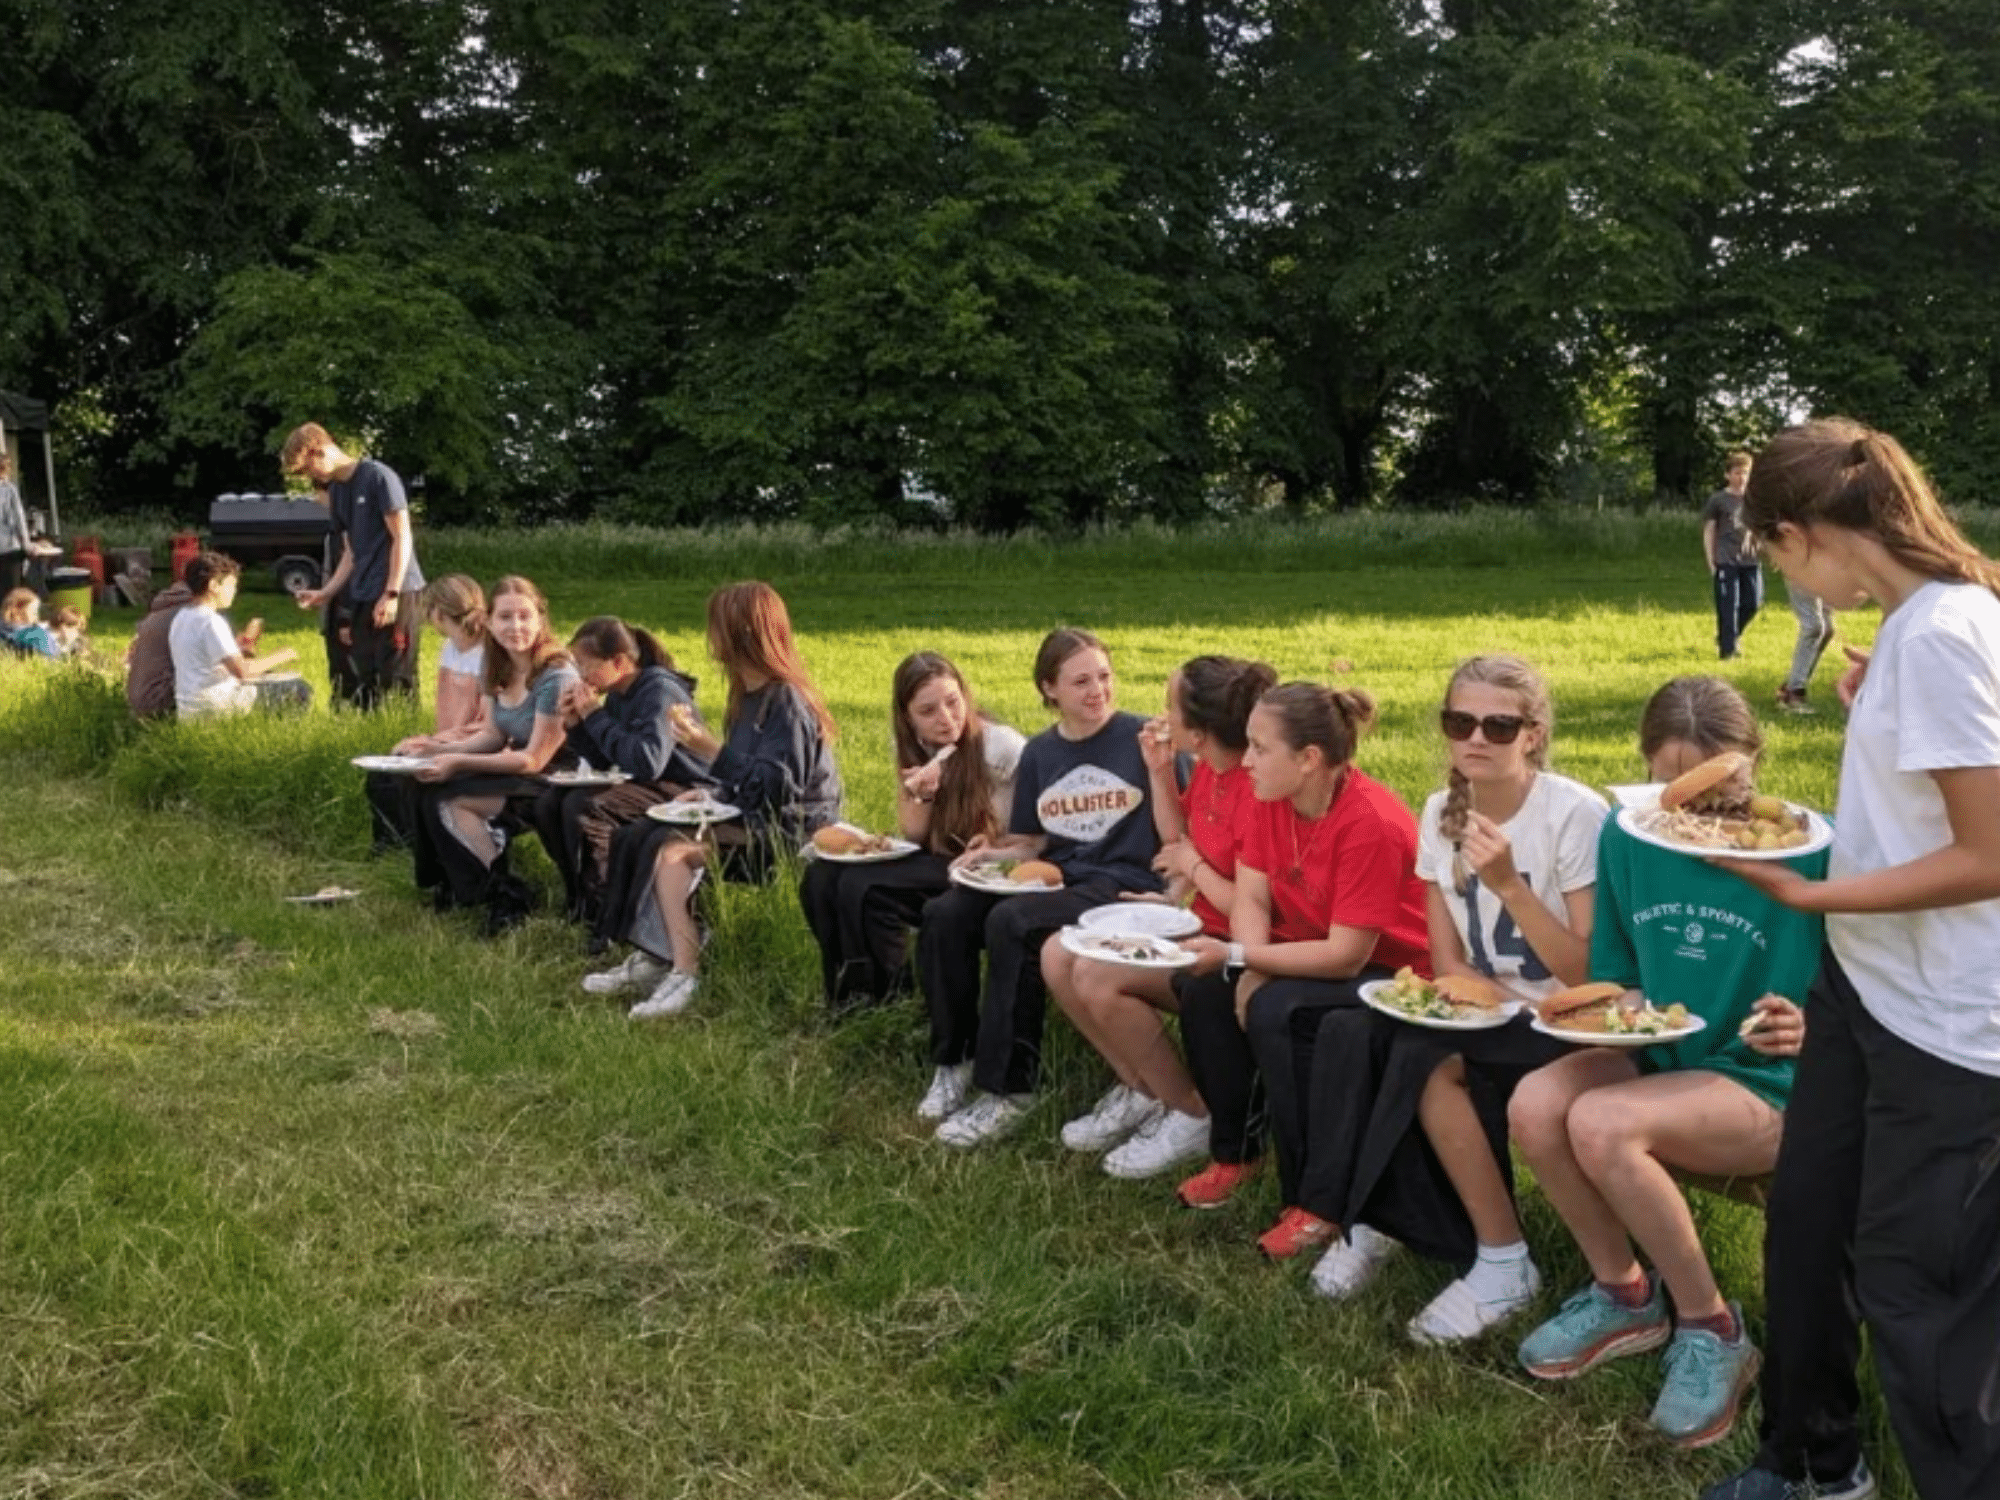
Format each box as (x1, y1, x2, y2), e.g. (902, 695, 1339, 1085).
(1360, 968, 1522, 1031)
(1075, 902, 1204, 941)
(1529, 982, 1708, 1047)
(1616, 752, 1831, 861)
(351, 754, 432, 774)
(809, 824, 921, 863)
(286, 885, 361, 905)
(546, 766, 631, 787)
(1058, 925, 1197, 969)
(949, 856, 1065, 895)
(646, 795, 742, 826)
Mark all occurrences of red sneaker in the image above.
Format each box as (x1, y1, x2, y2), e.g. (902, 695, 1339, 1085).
(1258, 1207, 1336, 1260)
(1176, 1159, 1260, 1210)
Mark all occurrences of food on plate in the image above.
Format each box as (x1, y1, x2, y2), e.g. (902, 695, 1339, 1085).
(1075, 930, 1183, 963)
(1374, 966, 1503, 1021)
(1636, 751, 1812, 852)
(813, 826, 897, 856)
(1010, 859, 1063, 888)
(1538, 981, 1691, 1036)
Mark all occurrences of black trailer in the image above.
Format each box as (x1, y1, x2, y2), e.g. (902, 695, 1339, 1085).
(205, 493, 335, 595)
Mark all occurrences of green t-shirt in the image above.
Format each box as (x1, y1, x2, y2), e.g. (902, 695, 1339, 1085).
(1589, 817, 1828, 1108)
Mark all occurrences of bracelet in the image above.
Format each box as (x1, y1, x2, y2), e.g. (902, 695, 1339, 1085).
(1225, 941, 1246, 973)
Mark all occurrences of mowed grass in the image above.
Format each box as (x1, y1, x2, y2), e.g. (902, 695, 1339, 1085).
(0, 514, 1915, 1499)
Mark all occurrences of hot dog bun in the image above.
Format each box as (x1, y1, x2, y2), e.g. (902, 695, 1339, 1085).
(1435, 973, 1506, 1010)
(1011, 859, 1064, 888)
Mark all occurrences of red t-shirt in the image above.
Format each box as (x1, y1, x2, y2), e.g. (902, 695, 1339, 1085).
(1239, 769, 1432, 975)
(1183, 760, 1255, 938)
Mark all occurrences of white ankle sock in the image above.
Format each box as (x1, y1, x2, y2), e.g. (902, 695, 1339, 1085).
(1463, 1241, 1534, 1302)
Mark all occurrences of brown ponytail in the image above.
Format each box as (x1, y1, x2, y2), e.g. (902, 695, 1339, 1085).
(1745, 418, 2000, 600)
(1258, 682, 1376, 768)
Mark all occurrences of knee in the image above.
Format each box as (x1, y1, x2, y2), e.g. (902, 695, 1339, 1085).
(1040, 938, 1072, 992)
(1508, 1072, 1569, 1160)
(1566, 1092, 1642, 1177)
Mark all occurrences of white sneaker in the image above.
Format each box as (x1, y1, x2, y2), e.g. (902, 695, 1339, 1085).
(1408, 1258, 1541, 1346)
(628, 971, 697, 1020)
(934, 1092, 1032, 1150)
(583, 950, 669, 995)
(1103, 1107, 1211, 1179)
(1310, 1224, 1401, 1302)
(916, 1062, 975, 1122)
(1059, 1084, 1162, 1153)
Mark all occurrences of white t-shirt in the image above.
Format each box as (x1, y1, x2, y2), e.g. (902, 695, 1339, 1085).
(439, 638, 484, 679)
(982, 722, 1028, 823)
(169, 605, 253, 717)
(1829, 579, 2000, 1075)
(1416, 771, 1608, 1002)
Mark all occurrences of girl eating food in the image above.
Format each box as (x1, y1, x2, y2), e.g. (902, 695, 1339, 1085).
(917, 627, 1165, 1147)
(1293, 654, 1606, 1342)
(411, 575, 577, 934)
(798, 652, 1025, 1015)
(1509, 676, 1823, 1450)
(584, 581, 840, 1019)
(1040, 654, 1274, 1179)
(1174, 681, 1431, 1234)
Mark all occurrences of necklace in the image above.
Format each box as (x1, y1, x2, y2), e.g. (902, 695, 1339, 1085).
(1287, 769, 1349, 883)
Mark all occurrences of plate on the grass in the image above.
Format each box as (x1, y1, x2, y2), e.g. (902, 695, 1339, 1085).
(1358, 978, 1522, 1031)
(1076, 902, 1203, 941)
(949, 860, 1058, 896)
(1616, 804, 1832, 862)
(813, 824, 922, 864)
(1530, 1011, 1709, 1048)
(646, 798, 742, 825)
(546, 767, 631, 787)
(1058, 926, 1197, 969)
(286, 885, 361, 905)
(351, 754, 431, 774)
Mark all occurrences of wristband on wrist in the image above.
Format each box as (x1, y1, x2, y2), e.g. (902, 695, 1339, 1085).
(1226, 941, 1246, 972)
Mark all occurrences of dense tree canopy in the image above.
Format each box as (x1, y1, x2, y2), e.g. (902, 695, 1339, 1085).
(2, 0, 1996, 523)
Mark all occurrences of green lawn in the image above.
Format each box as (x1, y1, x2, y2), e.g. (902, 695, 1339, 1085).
(0, 515, 1913, 1499)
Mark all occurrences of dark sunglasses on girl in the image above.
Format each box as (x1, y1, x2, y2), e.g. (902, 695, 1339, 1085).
(1440, 710, 1533, 744)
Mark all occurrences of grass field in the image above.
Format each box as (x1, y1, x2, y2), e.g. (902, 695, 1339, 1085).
(0, 514, 1914, 1499)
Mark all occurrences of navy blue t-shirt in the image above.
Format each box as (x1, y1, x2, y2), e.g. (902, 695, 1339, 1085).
(1008, 711, 1164, 891)
(331, 457, 426, 604)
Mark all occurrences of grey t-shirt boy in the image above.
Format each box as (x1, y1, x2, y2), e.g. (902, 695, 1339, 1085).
(330, 458, 427, 604)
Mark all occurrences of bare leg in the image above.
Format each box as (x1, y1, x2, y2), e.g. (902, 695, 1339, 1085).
(649, 839, 710, 973)
(1072, 961, 1204, 1115)
(1508, 1050, 1646, 1284)
(1566, 1070, 1782, 1319)
(1419, 1054, 1522, 1247)
(442, 793, 507, 866)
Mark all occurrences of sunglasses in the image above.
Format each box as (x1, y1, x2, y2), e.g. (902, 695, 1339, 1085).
(1440, 710, 1533, 745)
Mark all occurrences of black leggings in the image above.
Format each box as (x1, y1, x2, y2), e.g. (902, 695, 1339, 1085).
(1754, 950, 2000, 1500)
(915, 879, 1118, 1095)
(1178, 970, 1387, 1204)
(798, 852, 951, 1013)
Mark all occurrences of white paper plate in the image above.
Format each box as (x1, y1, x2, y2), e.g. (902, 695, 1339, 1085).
(1530, 1012, 1709, 1048)
(819, 838, 921, 864)
(1605, 783, 1663, 811)
(647, 799, 742, 825)
(351, 754, 431, 774)
(286, 886, 360, 905)
(1616, 804, 1832, 862)
(1076, 902, 1204, 941)
(1358, 978, 1522, 1031)
(949, 861, 1059, 896)
(1058, 925, 1196, 969)
(545, 768, 632, 787)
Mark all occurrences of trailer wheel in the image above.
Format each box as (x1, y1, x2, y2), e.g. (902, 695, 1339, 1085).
(273, 555, 322, 596)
